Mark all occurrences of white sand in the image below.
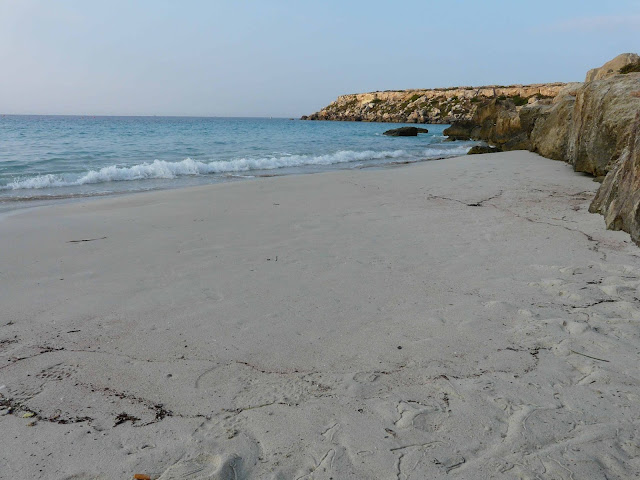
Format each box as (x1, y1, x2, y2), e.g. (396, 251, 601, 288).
(1, 151, 639, 479)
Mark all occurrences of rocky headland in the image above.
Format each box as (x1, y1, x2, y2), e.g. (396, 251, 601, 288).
(301, 84, 567, 124)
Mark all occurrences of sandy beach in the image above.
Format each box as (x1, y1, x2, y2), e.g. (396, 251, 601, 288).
(2, 151, 640, 479)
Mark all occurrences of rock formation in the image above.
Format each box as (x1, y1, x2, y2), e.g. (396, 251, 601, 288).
(302, 84, 567, 124)
(303, 53, 640, 245)
(467, 145, 501, 155)
(443, 54, 640, 244)
(383, 126, 429, 136)
(589, 101, 640, 242)
(585, 53, 640, 82)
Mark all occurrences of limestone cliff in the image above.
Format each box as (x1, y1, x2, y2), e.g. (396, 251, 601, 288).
(301, 84, 567, 124)
(443, 54, 640, 244)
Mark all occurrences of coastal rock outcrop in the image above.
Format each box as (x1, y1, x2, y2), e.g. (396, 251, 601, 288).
(443, 54, 640, 244)
(302, 84, 567, 124)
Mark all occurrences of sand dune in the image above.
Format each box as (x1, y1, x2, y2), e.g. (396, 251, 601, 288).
(1, 151, 639, 479)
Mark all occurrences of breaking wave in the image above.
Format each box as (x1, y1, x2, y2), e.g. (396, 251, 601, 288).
(2, 149, 407, 190)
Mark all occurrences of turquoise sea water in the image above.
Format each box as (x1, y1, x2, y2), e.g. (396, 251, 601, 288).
(0, 116, 477, 204)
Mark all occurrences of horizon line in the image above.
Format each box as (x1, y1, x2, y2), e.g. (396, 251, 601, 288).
(0, 113, 299, 119)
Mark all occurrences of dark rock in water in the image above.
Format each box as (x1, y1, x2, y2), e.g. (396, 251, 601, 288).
(383, 127, 429, 136)
(467, 145, 502, 155)
(300, 115, 308, 120)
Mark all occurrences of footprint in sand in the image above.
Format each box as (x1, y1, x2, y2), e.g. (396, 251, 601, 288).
(158, 453, 243, 480)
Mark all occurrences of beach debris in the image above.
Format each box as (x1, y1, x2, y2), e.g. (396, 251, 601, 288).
(22, 412, 35, 418)
(67, 236, 107, 243)
(114, 412, 139, 427)
(27, 420, 37, 427)
(569, 350, 610, 362)
(133, 475, 151, 480)
(434, 455, 466, 473)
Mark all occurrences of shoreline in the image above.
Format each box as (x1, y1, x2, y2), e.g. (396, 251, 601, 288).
(2, 151, 639, 479)
(0, 152, 468, 217)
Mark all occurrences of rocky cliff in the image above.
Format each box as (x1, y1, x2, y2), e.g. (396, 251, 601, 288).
(302, 84, 567, 124)
(443, 53, 640, 244)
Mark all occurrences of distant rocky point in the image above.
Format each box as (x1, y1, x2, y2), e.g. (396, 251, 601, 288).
(301, 84, 567, 124)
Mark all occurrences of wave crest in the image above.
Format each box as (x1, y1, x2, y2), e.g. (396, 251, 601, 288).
(2, 150, 407, 190)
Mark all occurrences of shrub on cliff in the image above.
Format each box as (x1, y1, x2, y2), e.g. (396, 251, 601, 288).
(620, 62, 640, 74)
(511, 95, 528, 106)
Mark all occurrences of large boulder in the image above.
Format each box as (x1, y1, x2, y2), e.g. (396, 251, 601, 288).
(383, 127, 429, 136)
(467, 145, 502, 155)
(585, 53, 640, 82)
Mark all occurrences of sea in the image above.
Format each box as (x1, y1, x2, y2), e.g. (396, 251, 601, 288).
(0, 115, 477, 209)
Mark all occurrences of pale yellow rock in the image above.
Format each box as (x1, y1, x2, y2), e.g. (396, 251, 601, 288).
(585, 53, 640, 82)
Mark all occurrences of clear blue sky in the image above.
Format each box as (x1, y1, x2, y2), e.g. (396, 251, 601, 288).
(1, 0, 638, 117)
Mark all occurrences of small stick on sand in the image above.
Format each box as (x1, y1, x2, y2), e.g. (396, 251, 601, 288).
(67, 236, 107, 243)
(570, 350, 610, 362)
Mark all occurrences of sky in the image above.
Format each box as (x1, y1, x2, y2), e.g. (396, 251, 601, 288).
(0, 0, 638, 117)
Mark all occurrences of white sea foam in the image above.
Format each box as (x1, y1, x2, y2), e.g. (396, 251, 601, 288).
(2, 150, 407, 190)
(422, 145, 472, 158)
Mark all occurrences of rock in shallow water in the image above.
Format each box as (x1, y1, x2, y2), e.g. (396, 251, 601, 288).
(382, 127, 429, 136)
(467, 145, 502, 155)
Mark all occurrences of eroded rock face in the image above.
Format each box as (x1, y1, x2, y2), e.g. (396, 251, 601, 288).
(442, 98, 543, 151)
(529, 84, 582, 161)
(585, 53, 640, 82)
(565, 74, 640, 176)
(589, 106, 640, 243)
(303, 84, 567, 124)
